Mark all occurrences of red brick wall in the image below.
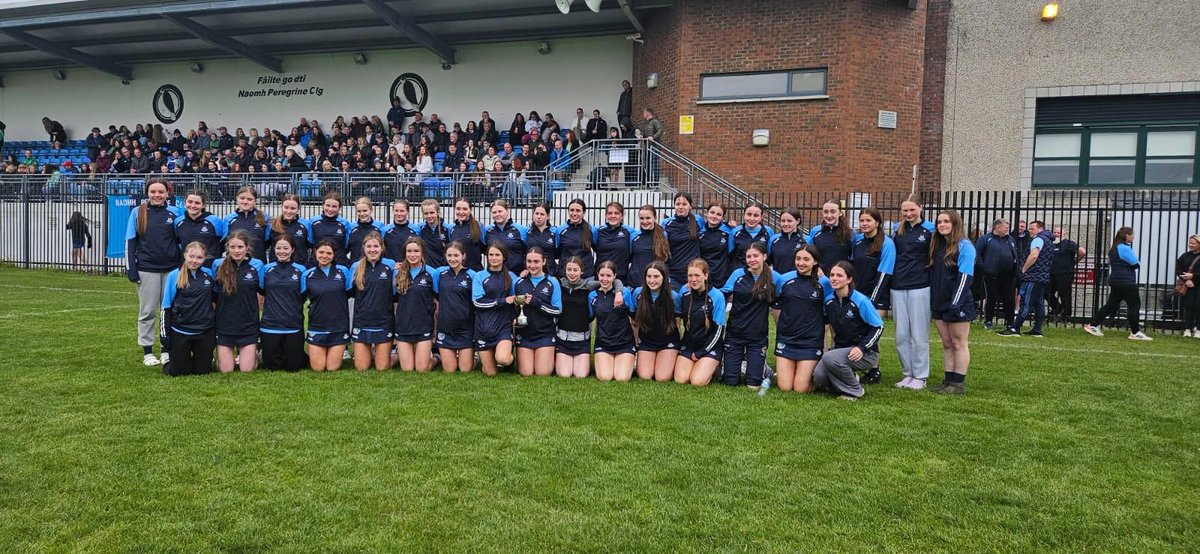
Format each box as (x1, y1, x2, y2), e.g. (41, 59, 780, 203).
(632, 0, 932, 197)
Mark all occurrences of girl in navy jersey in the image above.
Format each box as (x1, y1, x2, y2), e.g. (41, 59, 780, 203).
(769, 207, 806, 270)
(555, 257, 603, 378)
(259, 235, 307, 371)
(594, 202, 634, 280)
(730, 202, 774, 271)
(514, 247, 562, 377)
(418, 199, 451, 267)
(852, 207, 895, 385)
(161, 241, 216, 377)
(590, 261, 635, 381)
(212, 230, 264, 372)
(891, 194, 936, 390)
(349, 231, 397, 371)
(675, 259, 726, 386)
(392, 237, 440, 372)
(634, 261, 682, 382)
(807, 200, 855, 274)
(698, 203, 734, 288)
(484, 199, 527, 273)
(348, 196, 385, 262)
(815, 261, 884, 400)
(473, 243, 519, 376)
(449, 197, 483, 271)
(222, 186, 269, 262)
(127, 179, 181, 367)
(556, 198, 597, 277)
(525, 202, 559, 276)
(721, 242, 780, 388)
(382, 199, 419, 262)
(175, 189, 223, 268)
(630, 205, 670, 288)
(662, 193, 702, 288)
(303, 239, 352, 371)
(772, 245, 832, 393)
(436, 242, 476, 372)
(266, 194, 310, 264)
(308, 191, 351, 266)
(928, 210, 976, 395)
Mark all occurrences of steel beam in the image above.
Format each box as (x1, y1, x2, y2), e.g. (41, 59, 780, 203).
(361, 0, 455, 65)
(0, 28, 132, 81)
(161, 13, 284, 73)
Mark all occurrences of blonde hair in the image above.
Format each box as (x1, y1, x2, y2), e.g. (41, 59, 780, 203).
(175, 242, 207, 290)
(353, 231, 385, 290)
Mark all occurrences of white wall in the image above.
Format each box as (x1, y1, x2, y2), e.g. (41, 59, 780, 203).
(0, 36, 632, 141)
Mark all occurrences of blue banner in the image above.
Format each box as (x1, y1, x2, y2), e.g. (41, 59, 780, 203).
(106, 195, 181, 258)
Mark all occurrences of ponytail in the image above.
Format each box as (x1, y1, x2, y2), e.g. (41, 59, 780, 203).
(272, 193, 301, 235)
(395, 237, 424, 295)
(568, 199, 591, 250)
(176, 242, 207, 290)
(218, 230, 252, 295)
(747, 242, 774, 303)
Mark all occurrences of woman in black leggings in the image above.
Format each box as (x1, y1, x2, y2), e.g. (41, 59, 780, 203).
(1177, 234, 1200, 337)
(1084, 227, 1152, 341)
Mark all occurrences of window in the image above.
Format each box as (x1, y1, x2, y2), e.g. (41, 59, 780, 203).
(698, 68, 827, 102)
(1032, 126, 1198, 188)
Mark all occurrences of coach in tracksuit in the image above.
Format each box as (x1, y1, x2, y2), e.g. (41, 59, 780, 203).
(127, 179, 181, 367)
(999, 220, 1053, 337)
(974, 219, 1018, 330)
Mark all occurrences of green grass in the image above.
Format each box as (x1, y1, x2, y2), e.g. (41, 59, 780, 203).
(0, 267, 1197, 551)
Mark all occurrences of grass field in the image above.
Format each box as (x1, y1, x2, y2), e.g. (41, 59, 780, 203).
(0, 266, 1197, 551)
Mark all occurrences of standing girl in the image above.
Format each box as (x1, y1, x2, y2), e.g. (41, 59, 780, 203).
(259, 235, 307, 371)
(174, 190, 223, 267)
(1084, 227, 1153, 341)
(698, 203, 734, 288)
(675, 259, 726, 386)
(393, 237, 439, 371)
(813, 262, 883, 400)
(590, 261, 636, 381)
(633, 261, 681, 382)
(266, 193, 311, 264)
(302, 239, 352, 371)
(66, 211, 93, 271)
(348, 196, 385, 262)
(891, 195, 936, 390)
(436, 242, 476, 372)
(928, 210, 976, 394)
(308, 191, 351, 265)
(768, 207, 806, 271)
(484, 199, 528, 273)
(449, 197, 483, 271)
(525, 202, 559, 276)
(807, 200, 855, 274)
(161, 242, 216, 377)
(773, 245, 831, 393)
(662, 193, 702, 288)
(514, 247, 563, 376)
(350, 231, 397, 370)
(222, 185, 269, 262)
(418, 199, 452, 268)
(472, 243, 519, 376)
(126, 178, 181, 366)
(720, 242, 779, 388)
(630, 205, 670, 288)
(852, 207, 895, 384)
(594, 202, 634, 280)
(212, 230, 264, 372)
(383, 199, 419, 262)
(556, 198, 597, 277)
(730, 202, 774, 270)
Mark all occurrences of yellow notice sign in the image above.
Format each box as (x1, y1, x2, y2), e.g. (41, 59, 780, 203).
(679, 115, 694, 135)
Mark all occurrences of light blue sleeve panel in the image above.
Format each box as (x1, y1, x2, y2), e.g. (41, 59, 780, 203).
(259, 262, 275, 288)
(587, 290, 597, 318)
(517, 224, 530, 242)
(721, 268, 745, 294)
(879, 237, 897, 274)
(922, 221, 936, 233)
(855, 293, 884, 327)
(211, 257, 225, 273)
(708, 287, 727, 325)
(337, 265, 353, 290)
(775, 270, 796, 295)
(1030, 237, 1045, 252)
(508, 272, 520, 295)
(819, 275, 834, 299)
(806, 227, 819, 243)
(623, 288, 635, 310)
(671, 289, 683, 314)
(957, 239, 976, 276)
(1117, 243, 1139, 266)
(300, 267, 310, 294)
(124, 205, 140, 241)
(544, 277, 563, 314)
(162, 269, 180, 308)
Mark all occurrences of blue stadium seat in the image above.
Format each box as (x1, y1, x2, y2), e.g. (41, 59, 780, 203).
(421, 177, 440, 198)
(438, 177, 453, 199)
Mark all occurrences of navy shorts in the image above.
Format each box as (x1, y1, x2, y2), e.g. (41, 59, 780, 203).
(933, 305, 977, 323)
(436, 330, 474, 350)
(775, 342, 824, 361)
(395, 331, 434, 344)
(216, 333, 257, 347)
(475, 327, 513, 350)
(594, 342, 635, 355)
(516, 333, 555, 349)
(72, 241, 85, 249)
(306, 330, 349, 347)
(637, 331, 680, 352)
(680, 340, 723, 361)
(351, 328, 393, 345)
(556, 338, 591, 356)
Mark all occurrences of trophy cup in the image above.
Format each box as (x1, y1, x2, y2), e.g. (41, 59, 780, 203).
(515, 295, 528, 328)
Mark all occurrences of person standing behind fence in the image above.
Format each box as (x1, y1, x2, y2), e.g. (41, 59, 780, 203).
(975, 219, 1018, 331)
(1176, 235, 1200, 338)
(126, 179, 182, 367)
(891, 195, 935, 390)
(1084, 227, 1153, 341)
(852, 207, 894, 385)
(929, 210, 976, 395)
(1048, 227, 1086, 321)
(998, 220, 1053, 338)
(808, 200, 856, 275)
(617, 80, 633, 137)
(223, 186, 269, 262)
(66, 211, 92, 271)
(160, 242, 216, 377)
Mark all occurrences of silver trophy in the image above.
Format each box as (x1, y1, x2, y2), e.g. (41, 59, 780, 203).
(515, 296, 528, 328)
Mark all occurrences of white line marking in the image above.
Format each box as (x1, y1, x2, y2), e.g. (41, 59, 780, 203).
(0, 284, 134, 295)
(0, 305, 129, 320)
(879, 336, 1194, 360)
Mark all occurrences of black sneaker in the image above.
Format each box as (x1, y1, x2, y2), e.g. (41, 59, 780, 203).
(861, 368, 881, 384)
(996, 328, 1021, 337)
(1024, 330, 1044, 338)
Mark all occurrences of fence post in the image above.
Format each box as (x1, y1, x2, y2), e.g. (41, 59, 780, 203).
(22, 175, 31, 269)
(101, 184, 110, 275)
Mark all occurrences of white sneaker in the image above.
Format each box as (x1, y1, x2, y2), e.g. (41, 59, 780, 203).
(906, 378, 927, 390)
(1193, 328, 1200, 338)
(159, 352, 170, 367)
(1083, 325, 1104, 337)
(1128, 332, 1153, 341)
(142, 353, 160, 366)
(894, 377, 913, 388)
(1185, 329, 1194, 338)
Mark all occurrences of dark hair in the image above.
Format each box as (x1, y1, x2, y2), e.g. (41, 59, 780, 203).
(218, 230, 253, 295)
(567, 198, 592, 250)
(313, 238, 340, 267)
(831, 260, 856, 287)
(1110, 227, 1134, 253)
(795, 244, 822, 286)
(746, 242, 774, 303)
(860, 207, 885, 256)
(639, 205, 671, 261)
(673, 192, 698, 240)
(684, 258, 712, 335)
(454, 197, 482, 243)
(636, 261, 676, 334)
(821, 199, 852, 245)
(271, 193, 301, 235)
(779, 207, 802, 232)
(562, 255, 585, 276)
(928, 210, 965, 268)
(486, 242, 512, 292)
(526, 246, 549, 271)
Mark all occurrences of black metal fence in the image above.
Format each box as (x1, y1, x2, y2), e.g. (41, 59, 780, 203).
(2, 176, 1197, 333)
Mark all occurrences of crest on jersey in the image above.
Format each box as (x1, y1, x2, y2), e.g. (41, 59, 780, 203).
(845, 309, 855, 318)
(918, 234, 927, 242)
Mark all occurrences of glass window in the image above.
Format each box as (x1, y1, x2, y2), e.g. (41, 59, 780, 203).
(1146, 131, 1196, 156)
(789, 71, 827, 96)
(1033, 160, 1080, 185)
(700, 69, 828, 101)
(1088, 159, 1136, 184)
(1145, 159, 1195, 184)
(1035, 134, 1081, 157)
(1090, 133, 1138, 157)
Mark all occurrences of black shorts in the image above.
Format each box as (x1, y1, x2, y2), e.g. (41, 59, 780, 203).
(556, 338, 591, 355)
(680, 340, 722, 361)
(516, 334, 555, 349)
(395, 332, 434, 344)
(637, 331, 680, 352)
(351, 328, 393, 345)
(216, 333, 257, 347)
(307, 330, 349, 347)
(594, 342, 635, 355)
(933, 305, 977, 323)
(775, 342, 823, 361)
(436, 330, 474, 350)
(475, 327, 513, 350)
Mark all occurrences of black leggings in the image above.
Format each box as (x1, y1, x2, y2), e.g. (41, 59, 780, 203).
(261, 332, 307, 371)
(1182, 289, 1200, 329)
(1091, 284, 1141, 334)
(167, 330, 215, 377)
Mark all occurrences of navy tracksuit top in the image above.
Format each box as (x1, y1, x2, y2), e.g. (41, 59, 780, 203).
(730, 224, 774, 270)
(308, 214, 351, 265)
(175, 211, 223, 266)
(679, 286, 727, 352)
(773, 271, 831, 351)
(449, 220, 483, 271)
(382, 221, 419, 262)
(595, 223, 634, 278)
(852, 235, 896, 303)
(472, 269, 518, 333)
(825, 290, 885, 352)
(525, 225, 558, 276)
(125, 203, 182, 273)
(628, 227, 659, 288)
(808, 224, 855, 274)
(265, 217, 311, 265)
(223, 209, 269, 261)
(303, 264, 352, 333)
(930, 239, 976, 315)
(892, 220, 936, 290)
(721, 268, 780, 342)
(259, 260, 307, 333)
(663, 214, 702, 284)
(589, 287, 635, 349)
(436, 267, 475, 336)
(1109, 244, 1140, 285)
(349, 258, 397, 330)
(768, 231, 806, 273)
(162, 267, 217, 335)
(556, 221, 597, 277)
(485, 220, 528, 273)
(419, 221, 451, 268)
(348, 220, 385, 262)
(514, 274, 562, 340)
(212, 257, 264, 337)
(698, 223, 734, 287)
(394, 265, 439, 337)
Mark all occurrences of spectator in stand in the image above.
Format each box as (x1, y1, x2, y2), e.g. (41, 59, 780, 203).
(415, 145, 434, 176)
(478, 111, 495, 137)
(481, 146, 501, 172)
(549, 140, 569, 173)
(570, 108, 587, 141)
(479, 120, 498, 148)
(541, 113, 561, 144)
(0, 120, 5, 152)
(505, 157, 532, 203)
(617, 80, 634, 137)
(94, 149, 112, 173)
(585, 109, 608, 143)
(216, 126, 234, 151)
(43, 116, 68, 142)
(86, 127, 105, 161)
(499, 143, 516, 169)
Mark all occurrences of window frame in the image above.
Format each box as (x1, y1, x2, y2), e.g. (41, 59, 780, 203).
(1031, 123, 1200, 189)
(696, 68, 829, 104)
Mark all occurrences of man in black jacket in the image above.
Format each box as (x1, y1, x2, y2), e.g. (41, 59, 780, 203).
(585, 109, 608, 143)
(975, 218, 1018, 330)
(1047, 227, 1086, 320)
(617, 80, 633, 137)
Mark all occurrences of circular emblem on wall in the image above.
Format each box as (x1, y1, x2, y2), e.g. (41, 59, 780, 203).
(152, 84, 184, 124)
(389, 73, 428, 120)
